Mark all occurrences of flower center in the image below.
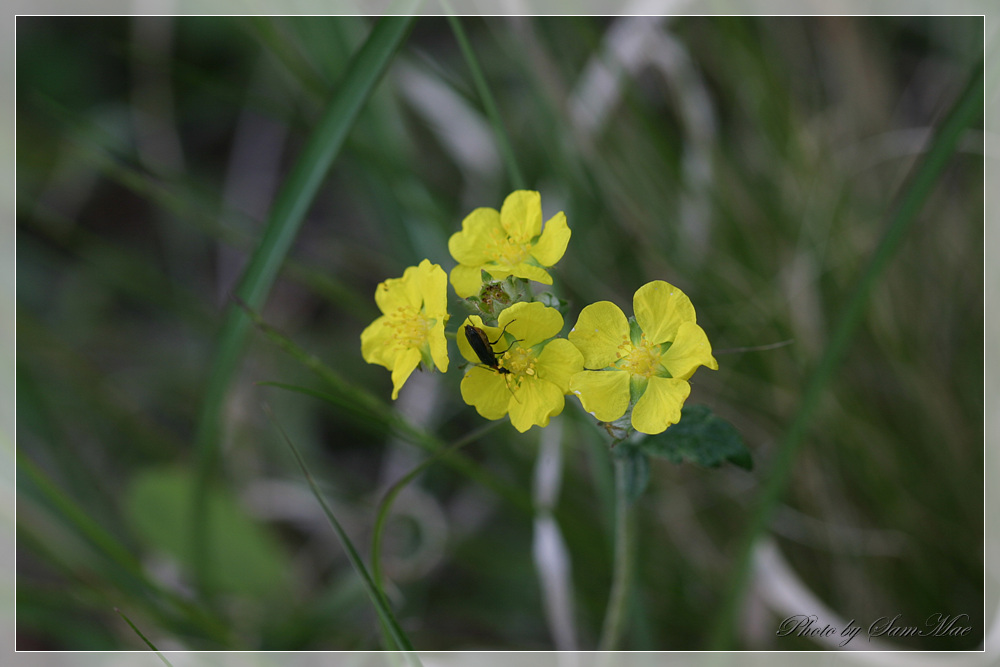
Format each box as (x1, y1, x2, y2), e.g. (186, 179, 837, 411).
(389, 305, 431, 351)
(615, 333, 662, 378)
(501, 345, 537, 378)
(486, 229, 530, 265)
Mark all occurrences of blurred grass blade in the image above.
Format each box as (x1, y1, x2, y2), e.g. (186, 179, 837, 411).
(191, 17, 415, 593)
(238, 297, 534, 515)
(263, 406, 419, 659)
(18, 449, 143, 579)
(709, 55, 984, 649)
(260, 380, 531, 514)
(371, 420, 502, 592)
(445, 12, 526, 189)
(17, 450, 232, 645)
(115, 608, 173, 667)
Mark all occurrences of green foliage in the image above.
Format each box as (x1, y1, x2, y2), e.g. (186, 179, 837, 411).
(638, 405, 752, 471)
(125, 467, 290, 599)
(15, 14, 984, 652)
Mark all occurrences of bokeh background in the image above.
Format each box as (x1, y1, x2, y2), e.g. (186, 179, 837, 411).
(15, 14, 985, 652)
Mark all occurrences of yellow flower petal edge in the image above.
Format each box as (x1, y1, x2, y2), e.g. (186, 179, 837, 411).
(660, 321, 719, 381)
(568, 301, 629, 369)
(530, 211, 571, 267)
(360, 259, 449, 400)
(390, 348, 422, 401)
(569, 369, 630, 422)
(508, 378, 564, 432)
(536, 339, 585, 393)
(449, 264, 486, 299)
(499, 301, 563, 349)
(500, 190, 543, 242)
(448, 207, 503, 266)
(460, 366, 511, 421)
(633, 280, 697, 346)
(631, 376, 690, 435)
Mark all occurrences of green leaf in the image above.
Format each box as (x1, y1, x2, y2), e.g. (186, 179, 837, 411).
(612, 442, 650, 504)
(125, 467, 290, 598)
(638, 404, 752, 470)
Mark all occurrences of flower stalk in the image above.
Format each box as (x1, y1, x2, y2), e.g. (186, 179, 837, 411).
(598, 451, 635, 651)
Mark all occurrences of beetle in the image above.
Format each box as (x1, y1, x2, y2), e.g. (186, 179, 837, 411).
(464, 320, 522, 401)
(464, 320, 517, 374)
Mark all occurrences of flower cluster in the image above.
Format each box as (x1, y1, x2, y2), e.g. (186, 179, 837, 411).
(361, 190, 717, 436)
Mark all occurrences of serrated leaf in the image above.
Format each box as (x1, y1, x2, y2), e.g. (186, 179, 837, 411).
(639, 404, 752, 470)
(612, 442, 650, 504)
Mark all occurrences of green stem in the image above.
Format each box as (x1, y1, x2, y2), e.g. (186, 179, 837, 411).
(444, 11, 526, 190)
(598, 454, 634, 650)
(708, 56, 984, 649)
(190, 16, 415, 596)
(372, 420, 503, 594)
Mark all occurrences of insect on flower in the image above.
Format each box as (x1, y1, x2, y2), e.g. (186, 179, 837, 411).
(463, 320, 517, 375)
(458, 303, 584, 432)
(463, 320, 524, 402)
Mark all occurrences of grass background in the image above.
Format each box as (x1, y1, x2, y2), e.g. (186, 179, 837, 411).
(15, 15, 984, 651)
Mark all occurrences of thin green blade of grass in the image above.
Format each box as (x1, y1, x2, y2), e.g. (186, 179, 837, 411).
(236, 298, 534, 515)
(16, 450, 233, 646)
(259, 380, 531, 516)
(708, 56, 984, 649)
(444, 12, 526, 190)
(17, 449, 140, 578)
(263, 406, 419, 660)
(371, 420, 503, 592)
(114, 608, 174, 667)
(32, 97, 384, 323)
(190, 16, 416, 595)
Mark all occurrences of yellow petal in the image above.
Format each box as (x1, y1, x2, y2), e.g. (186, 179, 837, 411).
(568, 370, 630, 422)
(390, 348, 422, 400)
(535, 338, 584, 392)
(450, 264, 486, 299)
(507, 262, 554, 286)
(360, 316, 394, 368)
(499, 301, 563, 349)
(374, 274, 418, 314)
(428, 320, 449, 373)
(460, 366, 512, 420)
(411, 259, 448, 317)
(499, 190, 542, 242)
(633, 281, 697, 346)
(660, 321, 717, 380)
(530, 211, 570, 267)
(507, 377, 564, 432)
(630, 376, 690, 434)
(448, 207, 503, 265)
(568, 301, 629, 369)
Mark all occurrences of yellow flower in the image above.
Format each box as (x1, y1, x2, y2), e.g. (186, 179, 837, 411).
(458, 301, 583, 432)
(360, 259, 449, 400)
(568, 281, 718, 435)
(448, 190, 571, 298)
